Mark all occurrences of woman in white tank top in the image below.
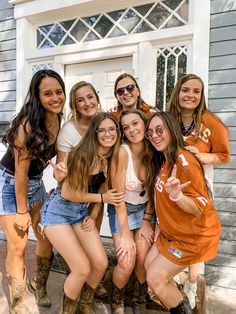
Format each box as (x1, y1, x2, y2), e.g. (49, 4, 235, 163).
(107, 109, 156, 314)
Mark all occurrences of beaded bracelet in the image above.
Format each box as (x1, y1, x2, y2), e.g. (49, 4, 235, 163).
(169, 191, 183, 202)
(144, 212, 152, 216)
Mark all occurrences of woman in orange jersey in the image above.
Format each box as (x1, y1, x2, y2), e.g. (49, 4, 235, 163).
(144, 111, 222, 314)
(110, 73, 157, 122)
(167, 74, 230, 309)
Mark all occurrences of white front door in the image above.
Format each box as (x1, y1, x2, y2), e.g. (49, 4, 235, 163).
(65, 56, 132, 237)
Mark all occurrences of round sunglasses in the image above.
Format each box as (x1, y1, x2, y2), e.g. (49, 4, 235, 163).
(145, 126, 166, 140)
(115, 84, 136, 96)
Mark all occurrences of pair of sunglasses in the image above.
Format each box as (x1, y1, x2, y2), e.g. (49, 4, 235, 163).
(115, 84, 136, 96)
(145, 126, 165, 140)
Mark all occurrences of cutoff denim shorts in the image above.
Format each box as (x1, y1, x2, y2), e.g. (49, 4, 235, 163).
(107, 202, 148, 233)
(0, 168, 46, 216)
(40, 188, 90, 232)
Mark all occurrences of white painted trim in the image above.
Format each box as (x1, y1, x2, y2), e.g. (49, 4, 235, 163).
(15, 18, 32, 111)
(12, 0, 156, 21)
(53, 45, 138, 65)
(191, 0, 210, 102)
(25, 25, 193, 61)
(137, 41, 157, 106)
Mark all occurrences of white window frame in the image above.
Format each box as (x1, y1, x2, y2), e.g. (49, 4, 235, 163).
(10, 0, 210, 110)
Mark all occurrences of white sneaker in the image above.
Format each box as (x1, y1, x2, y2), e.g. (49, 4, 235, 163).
(184, 279, 197, 309)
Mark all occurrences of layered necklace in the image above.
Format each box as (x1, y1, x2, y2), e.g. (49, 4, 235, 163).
(181, 119, 195, 137)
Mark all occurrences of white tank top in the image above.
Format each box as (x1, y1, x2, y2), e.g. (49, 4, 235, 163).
(122, 144, 148, 205)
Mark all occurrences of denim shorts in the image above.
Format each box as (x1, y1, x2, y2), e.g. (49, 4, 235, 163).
(0, 168, 46, 216)
(40, 188, 90, 231)
(107, 202, 148, 233)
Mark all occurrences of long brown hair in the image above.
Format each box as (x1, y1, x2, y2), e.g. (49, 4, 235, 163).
(120, 109, 150, 181)
(167, 74, 207, 140)
(145, 111, 211, 205)
(65, 112, 120, 192)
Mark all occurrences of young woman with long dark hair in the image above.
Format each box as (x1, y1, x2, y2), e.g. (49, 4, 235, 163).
(144, 111, 222, 314)
(167, 74, 230, 309)
(40, 112, 124, 314)
(0, 69, 66, 312)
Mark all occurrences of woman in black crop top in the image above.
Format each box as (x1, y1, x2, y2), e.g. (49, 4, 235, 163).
(0, 69, 66, 312)
(41, 112, 124, 313)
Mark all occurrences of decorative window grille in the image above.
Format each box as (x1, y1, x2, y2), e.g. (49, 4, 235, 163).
(156, 45, 187, 110)
(31, 62, 53, 74)
(37, 0, 188, 48)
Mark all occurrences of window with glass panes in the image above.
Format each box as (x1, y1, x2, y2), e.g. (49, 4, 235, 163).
(36, 0, 189, 110)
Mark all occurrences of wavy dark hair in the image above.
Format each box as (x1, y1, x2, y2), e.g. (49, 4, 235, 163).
(145, 111, 211, 205)
(114, 73, 146, 111)
(3, 69, 65, 161)
(66, 112, 121, 192)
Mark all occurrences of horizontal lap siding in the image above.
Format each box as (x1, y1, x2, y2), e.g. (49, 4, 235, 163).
(207, 0, 236, 292)
(0, 1, 16, 136)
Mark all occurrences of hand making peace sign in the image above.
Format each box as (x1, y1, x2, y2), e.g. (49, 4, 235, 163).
(48, 152, 68, 182)
(164, 164, 191, 200)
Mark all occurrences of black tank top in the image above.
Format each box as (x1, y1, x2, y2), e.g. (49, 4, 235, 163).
(88, 171, 106, 193)
(0, 143, 56, 179)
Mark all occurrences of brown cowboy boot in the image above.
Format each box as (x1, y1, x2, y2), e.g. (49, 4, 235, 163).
(78, 282, 96, 314)
(0, 272, 9, 314)
(29, 253, 54, 307)
(60, 293, 78, 314)
(7, 269, 31, 314)
(170, 296, 192, 314)
(132, 274, 148, 314)
(111, 280, 125, 314)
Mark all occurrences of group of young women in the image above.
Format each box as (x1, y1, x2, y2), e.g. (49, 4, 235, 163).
(0, 69, 229, 314)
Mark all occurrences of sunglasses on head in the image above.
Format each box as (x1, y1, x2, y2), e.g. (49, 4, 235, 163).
(115, 84, 136, 96)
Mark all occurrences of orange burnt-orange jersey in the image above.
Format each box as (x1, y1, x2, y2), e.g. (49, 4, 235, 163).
(155, 148, 222, 265)
(184, 111, 230, 163)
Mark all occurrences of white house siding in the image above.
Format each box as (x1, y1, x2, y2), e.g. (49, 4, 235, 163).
(0, 0, 16, 137)
(206, 0, 236, 294)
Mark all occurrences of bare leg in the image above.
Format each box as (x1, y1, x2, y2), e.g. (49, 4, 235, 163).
(134, 229, 151, 284)
(0, 215, 30, 313)
(72, 224, 108, 289)
(45, 225, 90, 300)
(0, 215, 28, 279)
(146, 243, 186, 309)
(112, 231, 136, 289)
